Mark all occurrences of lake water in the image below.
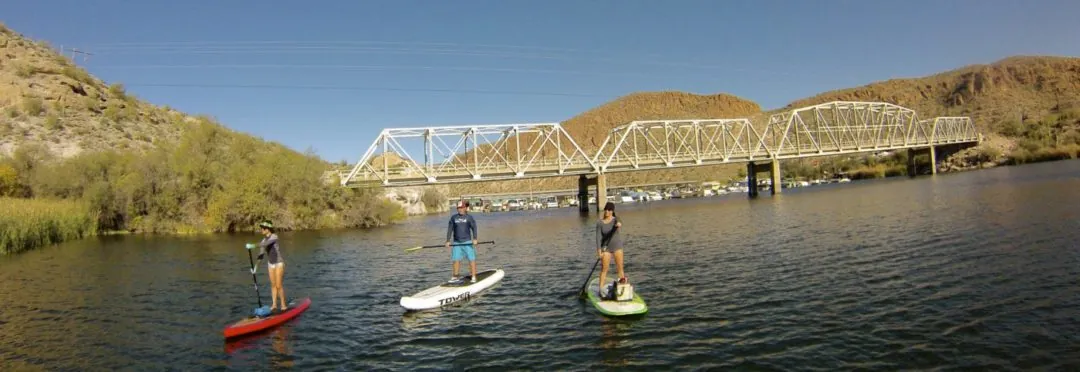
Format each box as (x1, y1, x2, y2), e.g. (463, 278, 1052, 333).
(2, 160, 1080, 371)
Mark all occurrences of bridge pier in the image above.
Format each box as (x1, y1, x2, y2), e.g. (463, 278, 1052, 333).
(907, 146, 938, 176)
(577, 174, 608, 213)
(908, 143, 979, 175)
(746, 160, 782, 198)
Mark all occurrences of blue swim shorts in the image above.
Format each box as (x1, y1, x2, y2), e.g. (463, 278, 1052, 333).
(451, 241, 476, 262)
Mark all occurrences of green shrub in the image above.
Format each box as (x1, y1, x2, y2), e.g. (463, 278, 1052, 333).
(14, 63, 35, 78)
(20, 96, 44, 117)
(974, 145, 1003, 163)
(421, 188, 444, 211)
(108, 83, 128, 101)
(62, 66, 94, 84)
(44, 114, 61, 130)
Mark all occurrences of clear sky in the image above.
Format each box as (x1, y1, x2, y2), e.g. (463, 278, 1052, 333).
(3, 0, 1078, 163)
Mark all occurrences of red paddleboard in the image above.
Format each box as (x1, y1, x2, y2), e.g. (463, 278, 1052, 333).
(223, 297, 311, 339)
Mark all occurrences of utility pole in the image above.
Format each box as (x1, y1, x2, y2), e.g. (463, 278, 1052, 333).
(59, 45, 93, 62)
(71, 48, 94, 62)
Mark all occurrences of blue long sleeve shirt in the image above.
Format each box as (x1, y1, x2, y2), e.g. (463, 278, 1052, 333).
(447, 213, 477, 242)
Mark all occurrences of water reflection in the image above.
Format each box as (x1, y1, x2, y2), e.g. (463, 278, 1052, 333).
(270, 326, 295, 368)
(598, 318, 637, 368)
(223, 325, 295, 368)
(400, 309, 442, 331)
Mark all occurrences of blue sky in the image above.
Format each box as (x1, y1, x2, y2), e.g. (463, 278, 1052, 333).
(4, 0, 1079, 163)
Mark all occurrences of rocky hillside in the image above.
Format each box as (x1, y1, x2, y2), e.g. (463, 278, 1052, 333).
(0, 23, 188, 158)
(780, 56, 1080, 143)
(0, 23, 411, 234)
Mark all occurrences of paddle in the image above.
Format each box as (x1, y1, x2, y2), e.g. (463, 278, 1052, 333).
(404, 240, 495, 253)
(244, 243, 270, 317)
(578, 217, 619, 297)
(577, 258, 601, 298)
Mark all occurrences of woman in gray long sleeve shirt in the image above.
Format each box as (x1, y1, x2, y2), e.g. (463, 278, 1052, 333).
(596, 202, 625, 296)
(257, 220, 288, 313)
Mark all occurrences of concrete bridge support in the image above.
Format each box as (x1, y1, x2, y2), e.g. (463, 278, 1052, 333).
(908, 143, 980, 175)
(907, 146, 937, 176)
(577, 174, 608, 213)
(746, 160, 782, 198)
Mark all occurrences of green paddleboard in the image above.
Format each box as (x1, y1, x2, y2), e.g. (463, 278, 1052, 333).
(584, 277, 648, 317)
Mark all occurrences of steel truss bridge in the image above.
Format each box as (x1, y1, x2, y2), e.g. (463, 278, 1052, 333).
(339, 101, 981, 188)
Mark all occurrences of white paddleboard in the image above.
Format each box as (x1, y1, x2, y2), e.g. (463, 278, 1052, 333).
(400, 269, 505, 311)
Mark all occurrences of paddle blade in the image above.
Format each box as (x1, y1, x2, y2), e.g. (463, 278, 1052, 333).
(404, 246, 423, 252)
(245, 243, 256, 250)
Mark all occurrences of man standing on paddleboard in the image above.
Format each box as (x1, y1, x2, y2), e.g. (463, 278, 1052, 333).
(446, 200, 479, 283)
(256, 221, 288, 313)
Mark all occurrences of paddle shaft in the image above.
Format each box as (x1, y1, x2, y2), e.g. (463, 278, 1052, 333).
(246, 248, 263, 308)
(578, 258, 601, 297)
(407, 240, 495, 251)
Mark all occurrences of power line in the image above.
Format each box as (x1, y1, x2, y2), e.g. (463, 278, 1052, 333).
(92, 63, 657, 78)
(82, 39, 586, 54)
(77, 40, 798, 76)
(123, 83, 609, 97)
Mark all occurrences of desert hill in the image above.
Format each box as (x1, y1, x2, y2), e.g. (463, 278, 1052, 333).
(779, 56, 1080, 131)
(562, 91, 762, 150)
(0, 23, 193, 158)
(0, 23, 408, 236)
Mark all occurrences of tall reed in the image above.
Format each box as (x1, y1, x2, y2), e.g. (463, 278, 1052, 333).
(0, 197, 97, 255)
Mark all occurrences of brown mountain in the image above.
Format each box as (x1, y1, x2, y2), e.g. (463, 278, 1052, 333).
(779, 56, 1080, 132)
(563, 91, 762, 151)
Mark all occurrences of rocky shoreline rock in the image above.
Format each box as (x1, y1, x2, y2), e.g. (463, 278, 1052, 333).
(383, 186, 449, 216)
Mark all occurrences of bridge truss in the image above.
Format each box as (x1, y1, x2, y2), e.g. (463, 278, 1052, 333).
(593, 119, 769, 173)
(340, 101, 981, 187)
(339, 123, 597, 186)
(759, 101, 980, 158)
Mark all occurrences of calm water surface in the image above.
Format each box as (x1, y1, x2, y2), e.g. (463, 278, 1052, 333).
(2, 160, 1080, 371)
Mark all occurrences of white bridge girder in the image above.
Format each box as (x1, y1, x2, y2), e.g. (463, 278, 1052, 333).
(593, 118, 770, 173)
(339, 101, 981, 187)
(760, 101, 980, 159)
(339, 122, 597, 187)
